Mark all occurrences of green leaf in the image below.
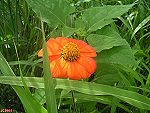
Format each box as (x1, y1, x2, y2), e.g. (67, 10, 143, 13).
(87, 26, 137, 67)
(78, 101, 97, 113)
(62, 26, 75, 37)
(81, 5, 133, 32)
(87, 26, 128, 52)
(96, 26, 122, 38)
(94, 63, 122, 85)
(96, 45, 137, 67)
(0, 76, 150, 110)
(25, 0, 75, 27)
(87, 34, 127, 52)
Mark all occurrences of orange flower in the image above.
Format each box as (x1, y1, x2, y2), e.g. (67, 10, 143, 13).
(38, 37, 96, 80)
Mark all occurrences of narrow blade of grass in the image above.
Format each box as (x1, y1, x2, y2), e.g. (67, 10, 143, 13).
(40, 20, 58, 113)
(0, 76, 150, 110)
(131, 15, 150, 39)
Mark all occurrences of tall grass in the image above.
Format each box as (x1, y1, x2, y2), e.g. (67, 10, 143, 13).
(0, 0, 150, 113)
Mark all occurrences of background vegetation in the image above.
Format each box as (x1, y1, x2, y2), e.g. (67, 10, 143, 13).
(0, 0, 150, 113)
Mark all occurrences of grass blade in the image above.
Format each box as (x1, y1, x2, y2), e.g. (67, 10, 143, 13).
(40, 20, 58, 113)
(131, 15, 150, 39)
(0, 76, 150, 110)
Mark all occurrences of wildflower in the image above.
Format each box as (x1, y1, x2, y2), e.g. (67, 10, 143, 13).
(38, 37, 96, 80)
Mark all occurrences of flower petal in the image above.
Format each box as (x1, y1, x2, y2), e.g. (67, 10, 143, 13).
(55, 37, 69, 47)
(67, 38, 87, 50)
(66, 61, 92, 79)
(46, 38, 62, 56)
(49, 55, 61, 62)
(38, 49, 43, 57)
(38, 38, 62, 57)
(77, 56, 96, 74)
(50, 57, 68, 78)
(79, 44, 96, 57)
(67, 62, 81, 80)
(58, 57, 69, 78)
(50, 59, 62, 78)
(74, 62, 91, 79)
(80, 51, 96, 57)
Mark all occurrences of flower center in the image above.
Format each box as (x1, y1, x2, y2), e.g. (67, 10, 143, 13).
(61, 42, 80, 62)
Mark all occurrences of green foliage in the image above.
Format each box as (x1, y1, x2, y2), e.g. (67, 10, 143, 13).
(25, 0, 75, 27)
(94, 63, 122, 85)
(0, 52, 47, 113)
(78, 5, 133, 32)
(0, 0, 150, 113)
(1, 76, 150, 110)
(96, 46, 137, 66)
(87, 27, 128, 52)
(41, 20, 58, 113)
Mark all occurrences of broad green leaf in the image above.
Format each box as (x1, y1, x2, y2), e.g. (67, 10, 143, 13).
(0, 76, 150, 110)
(96, 26, 122, 38)
(50, 28, 62, 38)
(78, 101, 97, 113)
(94, 63, 122, 85)
(75, 18, 87, 36)
(62, 26, 75, 37)
(41, 107, 48, 113)
(87, 26, 137, 67)
(96, 45, 137, 67)
(87, 26, 128, 52)
(87, 34, 127, 52)
(25, 0, 75, 27)
(81, 5, 133, 32)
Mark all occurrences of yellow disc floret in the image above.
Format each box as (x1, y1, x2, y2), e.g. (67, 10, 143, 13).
(61, 42, 80, 62)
